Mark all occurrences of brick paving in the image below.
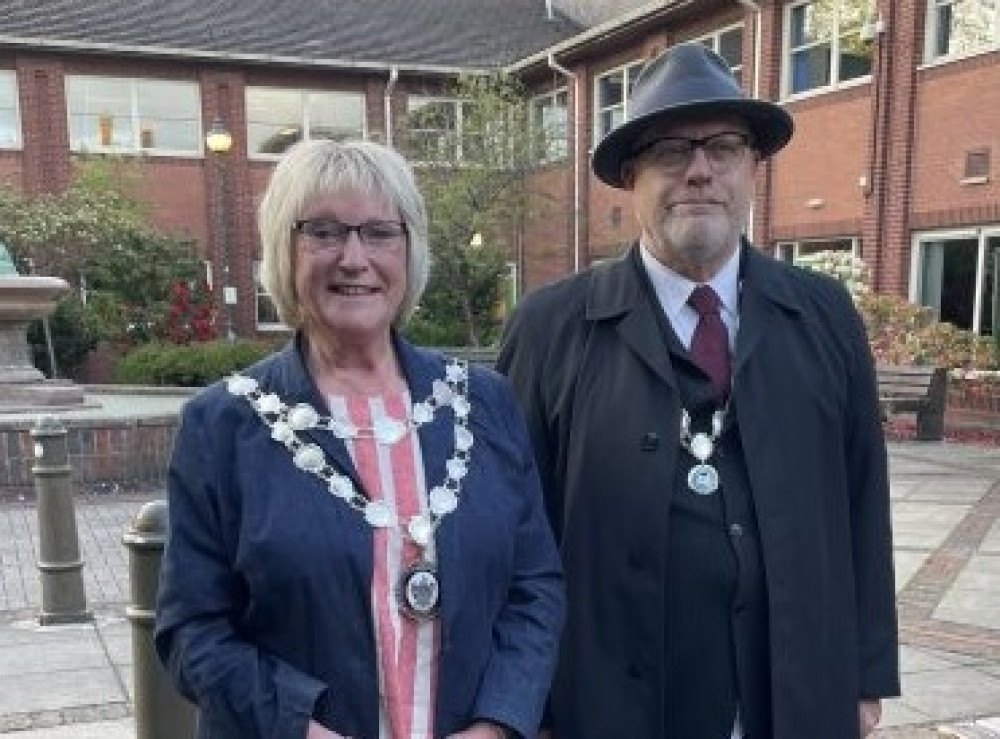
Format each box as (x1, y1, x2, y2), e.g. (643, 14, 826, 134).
(1, 441, 1000, 736)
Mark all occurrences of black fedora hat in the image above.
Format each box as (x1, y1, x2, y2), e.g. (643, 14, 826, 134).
(592, 42, 794, 188)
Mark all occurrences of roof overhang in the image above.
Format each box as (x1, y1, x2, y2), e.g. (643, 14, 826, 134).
(0, 35, 488, 77)
(505, 0, 704, 74)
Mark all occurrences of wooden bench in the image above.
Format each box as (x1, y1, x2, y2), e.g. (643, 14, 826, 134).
(877, 365, 948, 441)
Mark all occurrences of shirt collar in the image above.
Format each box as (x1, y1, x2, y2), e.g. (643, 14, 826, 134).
(639, 241, 741, 322)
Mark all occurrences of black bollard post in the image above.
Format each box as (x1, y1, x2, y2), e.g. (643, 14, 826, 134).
(123, 500, 197, 739)
(31, 414, 92, 625)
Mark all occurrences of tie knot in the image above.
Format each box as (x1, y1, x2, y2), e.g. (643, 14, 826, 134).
(688, 285, 721, 316)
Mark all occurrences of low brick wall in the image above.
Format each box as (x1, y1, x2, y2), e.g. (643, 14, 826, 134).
(0, 414, 179, 494)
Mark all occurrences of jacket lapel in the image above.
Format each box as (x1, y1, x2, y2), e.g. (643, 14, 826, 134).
(587, 246, 678, 392)
(732, 243, 805, 380)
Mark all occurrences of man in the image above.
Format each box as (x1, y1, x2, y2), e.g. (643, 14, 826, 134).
(497, 43, 899, 738)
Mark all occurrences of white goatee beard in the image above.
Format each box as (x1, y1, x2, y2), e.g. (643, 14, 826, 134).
(659, 215, 740, 267)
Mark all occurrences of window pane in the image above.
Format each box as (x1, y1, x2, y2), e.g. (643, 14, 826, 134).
(67, 76, 133, 150)
(254, 262, 282, 327)
(920, 238, 979, 330)
(0, 71, 18, 147)
(247, 88, 303, 155)
(598, 70, 626, 109)
(405, 97, 458, 163)
(982, 236, 1000, 337)
(791, 45, 832, 93)
(307, 92, 364, 142)
(719, 27, 744, 68)
(136, 80, 199, 151)
(935, 0, 997, 57)
(791, 2, 834, 47)
(838, 32, 873, 81)
(532, 91, 567, 162)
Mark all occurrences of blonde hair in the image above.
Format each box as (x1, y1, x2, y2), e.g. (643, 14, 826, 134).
(257, 139, 429, 329)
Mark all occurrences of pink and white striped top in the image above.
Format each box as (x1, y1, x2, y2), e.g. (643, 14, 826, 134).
(330, 391, 440, 739)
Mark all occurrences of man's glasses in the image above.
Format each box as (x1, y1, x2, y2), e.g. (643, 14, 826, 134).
(630, 132, 754, 174)
(293, 218, 408, 251)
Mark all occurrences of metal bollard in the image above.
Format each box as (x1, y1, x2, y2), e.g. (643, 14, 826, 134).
(31, 414, 92, 625)
(124, 500, 197, 739)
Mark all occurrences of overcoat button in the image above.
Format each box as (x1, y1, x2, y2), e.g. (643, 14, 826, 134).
(640, 432, 659, 450)
(627, 663, 643, 679)
(729, 523, 744, 538)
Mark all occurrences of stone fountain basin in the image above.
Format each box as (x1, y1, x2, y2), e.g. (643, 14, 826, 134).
(0, 276, 69, 321)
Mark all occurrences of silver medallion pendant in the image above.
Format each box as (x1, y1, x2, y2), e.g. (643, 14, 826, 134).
(396, 561, 441, 620)
(687, 462, 720, 495)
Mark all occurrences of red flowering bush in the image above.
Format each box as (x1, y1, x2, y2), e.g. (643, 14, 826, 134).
(161, 280, 217, 344)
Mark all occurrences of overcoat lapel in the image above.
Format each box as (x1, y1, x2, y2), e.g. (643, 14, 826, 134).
(588, 248, 679, 393)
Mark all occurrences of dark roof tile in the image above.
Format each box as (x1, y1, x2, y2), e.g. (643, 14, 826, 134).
(1, 0, 583, 69)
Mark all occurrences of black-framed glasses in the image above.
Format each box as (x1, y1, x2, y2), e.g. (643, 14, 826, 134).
(292, 218, 408, 251)
(631, 132, 755, 173)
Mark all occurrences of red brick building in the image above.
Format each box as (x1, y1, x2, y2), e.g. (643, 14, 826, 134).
(1, 0, 998, 341)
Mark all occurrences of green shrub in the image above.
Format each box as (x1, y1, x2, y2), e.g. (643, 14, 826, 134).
(27, 296, 99, 378)
(113, 339, 279, 386)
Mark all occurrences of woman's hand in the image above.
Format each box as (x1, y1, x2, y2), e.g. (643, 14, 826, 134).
(446, 720, 510, 738)
(306, 719, 353, 739)
(859, 699, 882, 737)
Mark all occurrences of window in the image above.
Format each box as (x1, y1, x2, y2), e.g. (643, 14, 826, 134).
(696, 24, 745, 86)
(774, 237, 858, 262)
(246, 88, 365, 157)
(785, 0, 873, 96)
(66, 76, 200, 154)
(594, 61, 644, 140)
(915, 230, 1000, 336)
(405, 96, 498, 165)
(254, 262, 284, 329)
(0, 71, 20, 148)
(531, 89, 568, 163)
(927, 0, 999, 60)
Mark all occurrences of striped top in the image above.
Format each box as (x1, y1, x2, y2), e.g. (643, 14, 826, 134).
(329, 391, 440, 739)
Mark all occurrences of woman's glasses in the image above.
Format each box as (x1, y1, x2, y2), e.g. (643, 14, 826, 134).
(293, 218, 408, 252)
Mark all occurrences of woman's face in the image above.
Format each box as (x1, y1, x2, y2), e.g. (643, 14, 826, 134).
(293, 189, 408, 346)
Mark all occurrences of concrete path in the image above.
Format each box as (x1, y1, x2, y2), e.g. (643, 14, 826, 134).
(0, 441, 998, 737)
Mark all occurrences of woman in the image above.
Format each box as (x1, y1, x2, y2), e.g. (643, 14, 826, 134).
(155, 139, 564, 739)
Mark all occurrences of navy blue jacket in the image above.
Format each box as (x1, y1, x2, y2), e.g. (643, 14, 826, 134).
(155, 335, 564, 739)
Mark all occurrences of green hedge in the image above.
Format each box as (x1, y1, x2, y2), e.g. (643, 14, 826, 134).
(113, 340, 278, 386)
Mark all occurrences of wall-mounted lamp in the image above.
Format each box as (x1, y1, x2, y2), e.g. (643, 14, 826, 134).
(205, 117, 233, 154)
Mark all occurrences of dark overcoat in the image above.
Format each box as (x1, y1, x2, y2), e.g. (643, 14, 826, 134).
(155, 335, 565, 739)
(497, 244, 900, 739)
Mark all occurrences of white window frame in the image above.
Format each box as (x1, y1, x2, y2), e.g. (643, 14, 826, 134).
(782, 0, 875, 98)
(404, 96, 471, 166)
(245, 87, 366, 160)
(593, 60, 645, 142)
(911, 227, 1000, 335)
(694, 23, 745, 85)
(0, 70, 21, 149)
(530, 87, 568, 163)
(774, 236, 859, 262)
(66, 75, 201, 155)
(924, 0, 1000, 63)
(253, 261, 285, 331)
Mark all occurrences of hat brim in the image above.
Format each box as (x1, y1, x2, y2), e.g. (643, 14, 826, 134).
(591, 99, 794, 189)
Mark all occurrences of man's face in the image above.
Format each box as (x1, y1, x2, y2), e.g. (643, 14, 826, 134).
(622, 113, 758, 280)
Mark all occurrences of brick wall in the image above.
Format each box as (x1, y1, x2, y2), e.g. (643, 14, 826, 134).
(0, 417, 177, 492)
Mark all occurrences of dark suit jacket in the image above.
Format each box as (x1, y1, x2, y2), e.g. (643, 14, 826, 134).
(155, 334, 565, 739)
(497, 243, 900, 739)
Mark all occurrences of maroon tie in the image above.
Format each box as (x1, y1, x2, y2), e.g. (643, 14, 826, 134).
(688, 285, 731, 400)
